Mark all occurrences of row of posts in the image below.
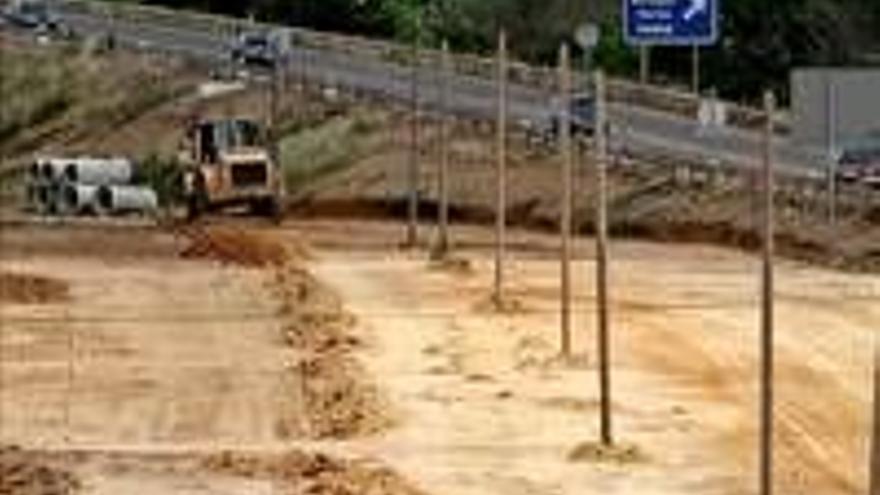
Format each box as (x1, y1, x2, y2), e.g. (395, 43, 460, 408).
(398, 30, 879, 495)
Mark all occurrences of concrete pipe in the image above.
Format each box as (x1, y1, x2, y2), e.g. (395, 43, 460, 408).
(95, 185, 158, 216)
(35, 183, 59, 216)
(63, 157, 133, 185)
(29, 159, 45, 181)
(60, 183, 99, 216)
(40, 158, 71, 182)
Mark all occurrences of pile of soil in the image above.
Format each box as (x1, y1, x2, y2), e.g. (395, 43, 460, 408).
(179, 224, 385, 438)
(0, 272, 69, 304)
(273, 266, 390, 439)
(178, 226, 295, 267)
(203, 450, 426, 495)
(0, 446, 79, 495)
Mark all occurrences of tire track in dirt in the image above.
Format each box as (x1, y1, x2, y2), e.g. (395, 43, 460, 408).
(625, 305, 866, 495)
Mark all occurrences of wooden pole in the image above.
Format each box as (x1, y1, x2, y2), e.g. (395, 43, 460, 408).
(559, 44, 573, 358)
(0, 34, 4, 445)
(407, 21, 422, 247)
(870, 334, 880, 495)
(437, 39, 451, 256)
(759, 90, 777, 495)
(826, 78, 838, 227)
(270, 59, 280, 163)
(594, 69, 613, 446)
(494, 30, 508, 305)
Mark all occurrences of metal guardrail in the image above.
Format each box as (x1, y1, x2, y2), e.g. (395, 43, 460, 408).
(49, 0, 787, 133)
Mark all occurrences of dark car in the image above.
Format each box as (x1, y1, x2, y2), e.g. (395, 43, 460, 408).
(2, 0, 61, 31)
(525, 93, 598, 149)
(835, 135, 880, 187)
(230, 32, 279, 68)
(550, 93, 596, 139)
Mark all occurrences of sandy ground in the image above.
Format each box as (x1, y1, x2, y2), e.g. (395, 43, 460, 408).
(296, 219, 878, 495)
(0, 256, 293, 449)
(1, 220, 877, 494)
(0, 230, 294, 493)
(0, 224, 426, 495)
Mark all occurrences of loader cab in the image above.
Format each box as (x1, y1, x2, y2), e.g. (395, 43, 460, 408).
(182, 117, 282, 221)
(191, 119, 263, 164)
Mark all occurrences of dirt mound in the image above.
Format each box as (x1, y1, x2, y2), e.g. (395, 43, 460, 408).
(273, 267, 391, 439)
(203, 450, 426, 495)
(0, 272, 69, 304)
(179, 224, 386, 438)
(0, 446, 79, 495)
(179, 226, 299, 267)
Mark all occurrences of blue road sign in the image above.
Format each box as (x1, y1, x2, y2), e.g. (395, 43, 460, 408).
(624, 0, 719, 46)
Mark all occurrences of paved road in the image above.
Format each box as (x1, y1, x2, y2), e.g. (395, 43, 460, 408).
(7, 1, 829, 176)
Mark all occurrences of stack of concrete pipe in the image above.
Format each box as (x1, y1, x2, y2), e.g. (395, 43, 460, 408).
(26, 157, 158, 217)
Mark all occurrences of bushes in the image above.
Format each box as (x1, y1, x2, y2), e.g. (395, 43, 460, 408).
(137, 154, 183, 206)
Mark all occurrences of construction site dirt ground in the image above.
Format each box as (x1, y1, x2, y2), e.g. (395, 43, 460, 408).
(1, 219, 877, 494)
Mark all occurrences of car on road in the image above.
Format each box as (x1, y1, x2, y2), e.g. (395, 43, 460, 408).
(834, 133, 880, 188)
(229, 32, 280, 68)
(526, 93, 597, 148)
(550, 93, 596, 139)
(1, 0, 62, 32)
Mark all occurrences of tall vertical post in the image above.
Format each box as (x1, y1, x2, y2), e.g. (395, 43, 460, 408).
(267, 58, 282, 213)
(870, 335, 880, 495)
(407, 15, 422, 247)
(494, 30, 508, 305)
(594, 69, 613, 447)
(0, 28, 6, 446)
(759, 90, 776, 495)
(299, 30, 308, 92)
(436, 39, 451, 257)
(270, 59, 280, 160)
(559, 44, 573, 358)
(692, 44, 701, 95)
(639, 45, 650, 84)
(826, 78, 838, 226)
(104, 2, 115, 50)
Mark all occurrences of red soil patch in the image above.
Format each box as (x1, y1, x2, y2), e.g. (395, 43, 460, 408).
(178, 226, 297, 267)
(0, 272, 69, 304)
(0, 446, 79, 495)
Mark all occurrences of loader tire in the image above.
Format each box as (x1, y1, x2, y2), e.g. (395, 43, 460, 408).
(186, 175, 208, 222)
(251, 197, 282, 223)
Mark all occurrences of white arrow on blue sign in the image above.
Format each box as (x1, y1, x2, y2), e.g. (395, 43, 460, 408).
(624, 0, 719, 46)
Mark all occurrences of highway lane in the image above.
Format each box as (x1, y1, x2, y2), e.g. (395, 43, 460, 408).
(13, 2, 829, 176)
